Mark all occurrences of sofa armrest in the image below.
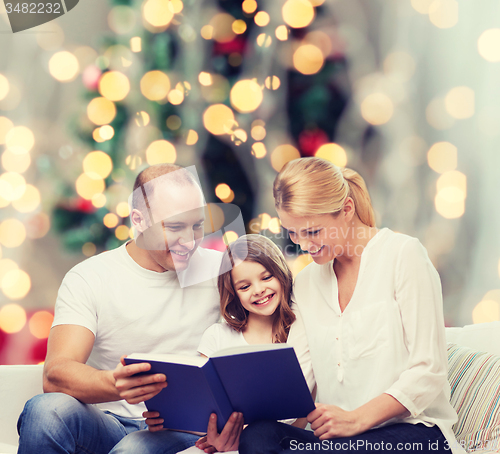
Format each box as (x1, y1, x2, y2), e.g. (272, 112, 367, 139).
(0, 365, 44, 447)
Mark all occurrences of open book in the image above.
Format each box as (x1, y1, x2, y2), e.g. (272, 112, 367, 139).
(125, 343, 315, 433)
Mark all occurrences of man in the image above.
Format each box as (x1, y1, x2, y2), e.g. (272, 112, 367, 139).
(17, 164, 239, 454)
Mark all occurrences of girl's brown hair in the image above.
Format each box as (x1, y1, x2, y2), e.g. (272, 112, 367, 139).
(273, 157, 376, 227)
(218, 234, 296, 343)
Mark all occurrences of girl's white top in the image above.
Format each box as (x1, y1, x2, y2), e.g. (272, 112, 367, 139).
(293, 228, 464, 454)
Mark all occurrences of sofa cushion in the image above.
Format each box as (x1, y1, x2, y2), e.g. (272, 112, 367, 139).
(447, 343, 500, 453)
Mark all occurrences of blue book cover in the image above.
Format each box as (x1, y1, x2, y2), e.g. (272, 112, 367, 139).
(125, 344, 315, 433)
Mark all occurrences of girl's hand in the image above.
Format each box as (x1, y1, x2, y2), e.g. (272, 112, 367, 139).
(195, 436, 217, 453)
(143, 411, 166, 432)
(307, 403, 363, 440)
(203, 412, 244, 452)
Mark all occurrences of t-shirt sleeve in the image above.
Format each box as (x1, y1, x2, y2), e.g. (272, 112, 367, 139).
(384, 237, 449, 418)
(52, 269, 99, 335)
(197, 323, 223, 357)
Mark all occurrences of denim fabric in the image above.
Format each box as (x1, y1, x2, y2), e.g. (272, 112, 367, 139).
(239, 421, 450, 454)
(17, 393, 197, 454)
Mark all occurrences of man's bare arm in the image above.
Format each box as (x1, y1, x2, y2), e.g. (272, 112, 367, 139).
(44, 325, 166, 404)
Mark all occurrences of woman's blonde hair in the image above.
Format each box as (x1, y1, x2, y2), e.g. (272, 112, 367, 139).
(218, 234, 296, 343)
(273, 157, 375, 227)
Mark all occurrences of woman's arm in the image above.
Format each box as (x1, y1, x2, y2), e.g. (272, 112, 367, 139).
(308, 394, 408, 439)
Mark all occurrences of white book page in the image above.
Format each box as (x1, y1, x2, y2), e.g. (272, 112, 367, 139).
(127, 353, 208, 367)
(211, 342, 292, 358)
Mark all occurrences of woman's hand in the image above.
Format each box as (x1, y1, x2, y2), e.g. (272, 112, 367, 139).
(143, 411, 166, 432)
(195, 412, 243, 452)
(307, 403, 363, 440)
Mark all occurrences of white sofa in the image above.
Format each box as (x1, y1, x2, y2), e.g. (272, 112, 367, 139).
(1, 322, 499, 454)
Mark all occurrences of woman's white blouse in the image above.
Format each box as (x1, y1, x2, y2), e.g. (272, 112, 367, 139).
(293, 228, 464, 453)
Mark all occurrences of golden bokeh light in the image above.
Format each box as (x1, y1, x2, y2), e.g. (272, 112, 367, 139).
(251, 125, 266, 141)
(0, 172, 26, 201)
(275, 25, 288, 41)
(478, 29, 500, 62)
(304, 31, 332, 58)
(436, 170, 466, 197)
(0, 303, 26, 333)
(125, 155, 143, 171)
(0, 259, 18, 287)
(282, 0, 315, 28)
(315, 143, 347, 167)
(242, 0, 257, 14)
(2, 149, 31, 174)
(472, 296, 500, 324)
(309, 0, 325, 5)
(293, 44, 324, 75)
(215, 183, 231, 200)
(92, 128, 105, 143)
(5, 126, 35, 153)
(201, 74, 230, 103)
(271, 144, 300, 172)
(87, 97, 117, 125)
(410, 0, 433, 14)
(0, 74, 9, 101)
(48, 51, 80, 82)
(143, 0, 174, 28)
(268, 217, 281, 234)
(2, 269, 31, 300)
(210, 13, 236, 43)
(0, 219, 26, 248)
(233, 129, 248, 144)
(255, 11, 270, 27)
(203, 104, 236, 135)
(230, 79, 263, 113)
(223, 231, 239, 245)
(140, 71, 171, 101)
(82, 242, 97, 257)
(116, 202, 130, 218)
(103, 213, 119, 228)
(29, 311, 54, 339)
(251, 142, 267, 159)
(12, 185, 41, 213)
(115, 225, 130, 241)
(100, 125, 115, 140)
(199, 72, 213, 86)
(135, 111, 150, 127)
(166, 115, 181, 130)
(83, 151, 113, 180)
(257, 33, 272, 48)
(201, 25, 214, 40)
(99, 71, 130, 101)
(427, 142, 457, 174)
(258, 213, 271, 231)
(360, 93, 394, 125)
(426, 98, 455, 130)
(186, 130, 199, 145)
(92, 193, 107, 208)
(146, 140, 177, 165)
(75, 174, 105, 200)
(167, 88, 184, 105)
(130, 36, 142, 53)
(0, 117, 13, 145)
(444, 86, 474, 119)
(232, 19, 247, 34)
(429, 0, 458, 29)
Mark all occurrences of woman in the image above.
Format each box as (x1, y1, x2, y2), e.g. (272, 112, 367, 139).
(239, 157, 464, 454)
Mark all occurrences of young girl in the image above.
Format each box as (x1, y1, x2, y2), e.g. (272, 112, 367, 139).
(145, 234, 316, 453)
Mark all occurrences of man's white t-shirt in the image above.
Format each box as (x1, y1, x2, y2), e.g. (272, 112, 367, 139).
(293, 228, 465, 453)
(52, 242, 222, 419)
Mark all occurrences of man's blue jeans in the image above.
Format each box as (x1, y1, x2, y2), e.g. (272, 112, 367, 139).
(17, 393, 199, 454)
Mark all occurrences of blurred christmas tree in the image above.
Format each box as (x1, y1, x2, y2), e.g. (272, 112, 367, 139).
(53, 0, 349, 255)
